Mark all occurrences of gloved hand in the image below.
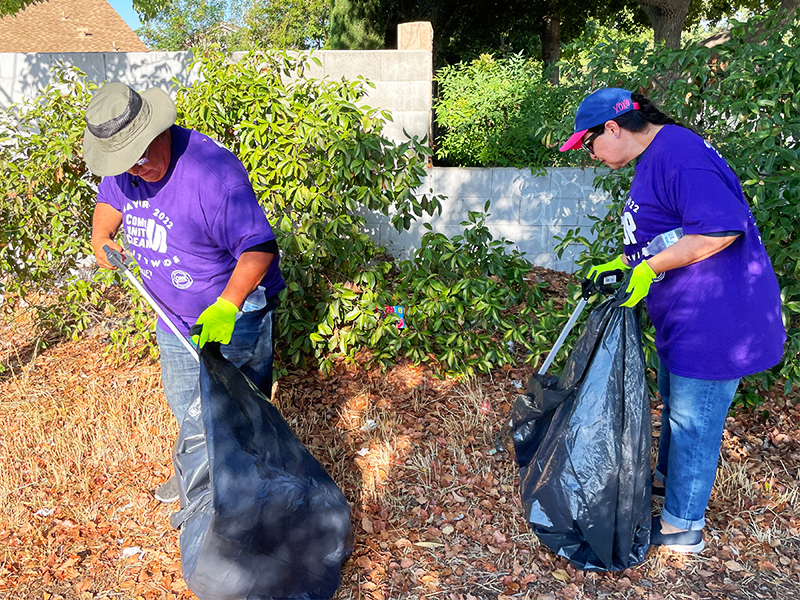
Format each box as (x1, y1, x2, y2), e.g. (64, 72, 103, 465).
(587, 255, 630, 283)
(193, 297, 239, 347)
(617, 260, 658, 308)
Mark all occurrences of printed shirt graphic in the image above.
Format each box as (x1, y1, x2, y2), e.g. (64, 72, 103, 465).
(97, 126, 285, 335)
(624, 125, 784, 379)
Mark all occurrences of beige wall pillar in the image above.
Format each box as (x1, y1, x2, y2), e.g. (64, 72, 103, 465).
(397, 22, 433, 51)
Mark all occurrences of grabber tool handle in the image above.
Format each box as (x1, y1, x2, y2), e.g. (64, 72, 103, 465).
(581, 269, 626, 299)
(103, 245, 199, 363)
(538, 296, 587, 376)
(537, 269, 627, 376)
(103, 245, 134, 271)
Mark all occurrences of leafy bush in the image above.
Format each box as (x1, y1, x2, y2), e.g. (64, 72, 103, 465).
(553, 10, 800, 404)
(2, 51, 550, 378)
(433, 53, 582, 168)
(175, 50, 448, 370)
(309, 204, 547, 376)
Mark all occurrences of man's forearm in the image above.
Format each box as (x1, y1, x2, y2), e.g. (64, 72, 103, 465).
(219, 251, 275, 308)
(92, 203, 124, 269)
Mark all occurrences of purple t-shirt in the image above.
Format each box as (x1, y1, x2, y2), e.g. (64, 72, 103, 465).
(97, 126, 285, 335)
(623, 125, 784, 379)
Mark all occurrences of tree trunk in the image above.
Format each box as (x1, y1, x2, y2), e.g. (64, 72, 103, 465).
(637, 0, 691, 48)
(541, 12, 561, 85)
(781, 0, 800, 13)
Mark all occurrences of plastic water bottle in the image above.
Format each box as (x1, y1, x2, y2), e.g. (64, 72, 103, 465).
(241, 286, 267, 313)
(643, 228, 684, 257)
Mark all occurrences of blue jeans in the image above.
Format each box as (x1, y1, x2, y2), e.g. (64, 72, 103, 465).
(156, 297, 278, 425)
(654, 363, 740, 530)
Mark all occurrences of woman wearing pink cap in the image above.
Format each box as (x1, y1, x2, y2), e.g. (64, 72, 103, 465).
(561, 88, 785, 553)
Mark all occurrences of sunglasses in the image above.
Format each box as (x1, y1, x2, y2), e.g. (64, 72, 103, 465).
(133, 144, 151, 167)
(581, 130, 602, 154)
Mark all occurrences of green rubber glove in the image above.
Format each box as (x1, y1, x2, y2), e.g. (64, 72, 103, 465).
(193, 297, 239, 347)
(618, 260, 658, 308)
(587, 255, 630, 283)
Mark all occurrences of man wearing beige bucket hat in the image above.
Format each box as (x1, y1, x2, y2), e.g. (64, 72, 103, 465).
(85, 82, 286, 503)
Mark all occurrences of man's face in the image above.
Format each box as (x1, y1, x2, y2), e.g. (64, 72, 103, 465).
(127, 130, 171, 182)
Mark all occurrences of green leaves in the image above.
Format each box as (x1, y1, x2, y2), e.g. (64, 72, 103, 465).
(175, 50, 450, 373)
(434, 53, 584, 168)
(0, 66, 121, 342)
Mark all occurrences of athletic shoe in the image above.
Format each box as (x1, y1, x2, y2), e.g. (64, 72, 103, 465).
(650, 516, 704, 553)
(154, 475, 179, 503)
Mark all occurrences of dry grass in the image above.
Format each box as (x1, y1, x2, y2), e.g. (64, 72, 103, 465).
(0, 338, 172, 521)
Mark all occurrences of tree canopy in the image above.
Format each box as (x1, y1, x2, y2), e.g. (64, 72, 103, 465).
(133, 0, 328, 51)
(136, 0, 226, 50)
(329, 0, 645, 77)
(242, 0, 329, 50)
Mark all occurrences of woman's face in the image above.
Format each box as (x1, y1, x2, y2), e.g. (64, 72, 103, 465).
(583, 122, 631, 170)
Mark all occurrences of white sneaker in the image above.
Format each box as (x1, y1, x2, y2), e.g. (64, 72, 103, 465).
(154, 475, 179, 503)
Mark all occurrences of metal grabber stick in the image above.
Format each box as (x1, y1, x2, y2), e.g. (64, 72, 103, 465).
(103, 245, 199, 363)
(537, 269, 626, 376)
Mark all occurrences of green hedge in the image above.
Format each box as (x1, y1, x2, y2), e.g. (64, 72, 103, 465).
(434, 53, 582, 168)
(0, 51, 551, 377)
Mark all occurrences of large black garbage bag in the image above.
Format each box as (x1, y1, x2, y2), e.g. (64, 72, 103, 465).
(512, 301, 651, 571)
(170, 343, 353, 599)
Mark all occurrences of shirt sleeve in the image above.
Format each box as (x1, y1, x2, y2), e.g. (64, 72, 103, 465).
(669, 168, 750, 236)
(97, 176, 122, 211)
(208, 183, 276, 259)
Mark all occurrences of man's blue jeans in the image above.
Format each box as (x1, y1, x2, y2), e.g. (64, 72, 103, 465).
(156, 298, 278, 425)
(654, 363, 740, 531)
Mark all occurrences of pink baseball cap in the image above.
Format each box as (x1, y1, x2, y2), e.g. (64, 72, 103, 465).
(559, 88, 640, 152)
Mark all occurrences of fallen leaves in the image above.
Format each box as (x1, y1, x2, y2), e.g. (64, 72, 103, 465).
(2, 281, 800, 599)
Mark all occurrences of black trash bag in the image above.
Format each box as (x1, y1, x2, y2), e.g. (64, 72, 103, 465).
(170, 342, 353, 599)
(512, 300, 651, 571)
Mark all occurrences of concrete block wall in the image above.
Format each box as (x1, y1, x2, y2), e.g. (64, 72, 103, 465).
(0, 45, 431, 144)
(363, 167, 612, 273)
(0, 51, 199, 108)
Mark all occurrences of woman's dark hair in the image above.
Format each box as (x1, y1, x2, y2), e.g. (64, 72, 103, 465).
(587, 92, 687, 135)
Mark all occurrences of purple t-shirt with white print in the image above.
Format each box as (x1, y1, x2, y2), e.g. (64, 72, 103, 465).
(623, 125, 784, 379)
(97, 125, 285, 335)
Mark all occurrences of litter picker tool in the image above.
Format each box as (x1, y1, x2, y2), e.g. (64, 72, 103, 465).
(537, 270, 625, 375)
(103, 245, 199, 362)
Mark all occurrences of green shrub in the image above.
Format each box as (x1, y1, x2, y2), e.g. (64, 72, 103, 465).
(309, 204, 547, 376)
(175, 50, 449, 370)
(433, 53, 583, 168)
(1, 51, 550, 378)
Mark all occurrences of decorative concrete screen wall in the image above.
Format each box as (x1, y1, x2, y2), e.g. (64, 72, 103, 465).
(366, 167, 611, 273)
(0, 22, 433, 145)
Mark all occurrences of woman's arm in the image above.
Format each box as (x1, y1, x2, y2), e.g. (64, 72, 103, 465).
(646, 233, 740, 274)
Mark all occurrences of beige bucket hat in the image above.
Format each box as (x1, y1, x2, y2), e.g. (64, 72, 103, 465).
(83, 82, 177, 177)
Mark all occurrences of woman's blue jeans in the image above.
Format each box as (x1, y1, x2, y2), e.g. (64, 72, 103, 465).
(654, 363, 739, 530)
(155, 298, 277, 425)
